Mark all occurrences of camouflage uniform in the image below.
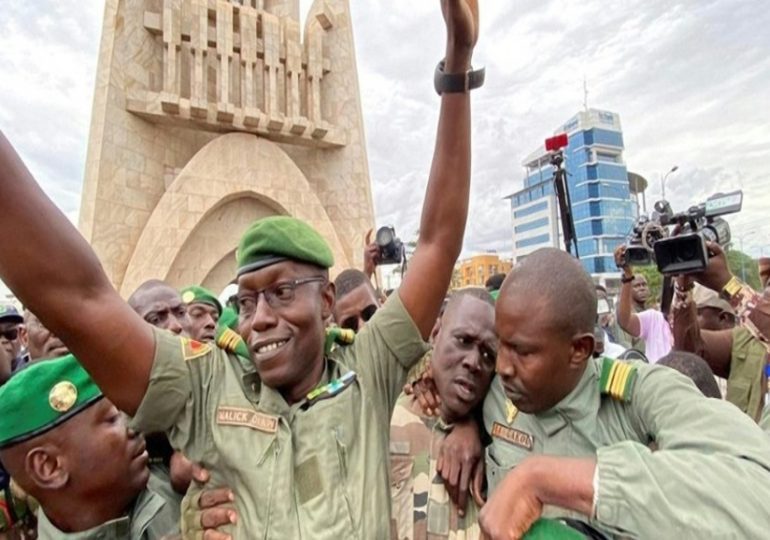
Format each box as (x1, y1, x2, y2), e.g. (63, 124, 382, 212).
(390, 393, 480, 540)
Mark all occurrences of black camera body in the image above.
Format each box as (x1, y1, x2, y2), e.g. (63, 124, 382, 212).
(376, 226, 404, 265)
(623, 190, 742, 275)
(622, 215, 666, 267)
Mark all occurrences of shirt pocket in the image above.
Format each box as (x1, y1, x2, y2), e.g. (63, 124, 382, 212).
(484, 440, 530, 495)
(389, 454, 415, 540)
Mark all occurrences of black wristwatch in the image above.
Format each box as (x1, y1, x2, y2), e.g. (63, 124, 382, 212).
(434, 60, 485, 95)
(620, 274, 635, 284)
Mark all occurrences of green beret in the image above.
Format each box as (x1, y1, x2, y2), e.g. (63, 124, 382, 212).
(236, 216, 334, 276)
(180, 285, 222, 315)
(523, 518, 586, 539)
(0, 355, 103, 449)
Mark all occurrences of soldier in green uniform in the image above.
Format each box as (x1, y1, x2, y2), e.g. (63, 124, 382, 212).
(0, 355, 179, 539)
(0, 2, 482, 537)
(180, 285, 222, 342)
(478, 248, 770, 539)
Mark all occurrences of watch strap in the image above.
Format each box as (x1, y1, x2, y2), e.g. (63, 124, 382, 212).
(434, 60, 485, 95)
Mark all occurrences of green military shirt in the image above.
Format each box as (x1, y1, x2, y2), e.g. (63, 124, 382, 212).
(760, 404, 770, 434)
(726, 326, 766, 421)
(389, 393, 481, 540)
(36, 487, 177, 540)
(132, 293, 427, 539)
(483, 357, 770, 538)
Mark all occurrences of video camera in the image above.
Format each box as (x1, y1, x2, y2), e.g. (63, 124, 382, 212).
(623, 190, 742, 275)
(375, 226, 404, 265)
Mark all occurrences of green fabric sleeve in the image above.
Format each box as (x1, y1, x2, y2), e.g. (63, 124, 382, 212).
(593, 365, 770, 537)
(336, 291, 428, 425)
(130, 328, 221, 462)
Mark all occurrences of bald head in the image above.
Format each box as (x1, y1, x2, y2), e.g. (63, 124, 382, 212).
(128, 280, 190, 336)
(443, 287, 495, 320)
(500, 248, 596, 339)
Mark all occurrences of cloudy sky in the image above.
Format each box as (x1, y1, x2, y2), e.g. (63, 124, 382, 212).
(1, 0, 769, 298)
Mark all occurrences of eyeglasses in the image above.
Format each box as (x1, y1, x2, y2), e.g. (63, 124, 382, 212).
(0, 328, 19, 341)
(340, 304, 378, 332)
(236, 277, 327, 317)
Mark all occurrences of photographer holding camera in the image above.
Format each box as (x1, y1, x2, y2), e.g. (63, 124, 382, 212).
(614, 245, 673, 363)
(673, 242, 770, 421)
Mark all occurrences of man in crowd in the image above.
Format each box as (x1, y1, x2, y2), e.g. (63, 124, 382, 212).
(485, 273, 506, 300)
(128, 283, 195, 502)
(180, 285, 222, 342)
(673, 244, 768, 420)
(332, 269, 381, 333)
(128, 279, 191, 337)
(0, 2, 480, 537)
(0, 355, 179, 539)
(24, 309, 69, 362)
(614, 246, 671, 362)
(0, 305, 27, 373)
(0, 339, 10, 387)
(478, 248, 770, 539)
(390, 288, 495, 539)
(693, 284, 736, 331)
(656, 350, 722, 399)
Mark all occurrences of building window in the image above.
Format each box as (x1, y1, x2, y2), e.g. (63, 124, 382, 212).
(516, 233, 550, 249)
(514, 216, 550, 234)
(513, 199, 548, 218)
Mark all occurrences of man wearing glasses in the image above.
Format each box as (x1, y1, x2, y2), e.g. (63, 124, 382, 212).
(0, 1, 481, 536)
(0, 304, 27, 373)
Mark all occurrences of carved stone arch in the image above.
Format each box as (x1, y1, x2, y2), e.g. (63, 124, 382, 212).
(120, 133, 350, 296)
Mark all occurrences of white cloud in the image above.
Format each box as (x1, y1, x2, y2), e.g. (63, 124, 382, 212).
(2, 0, 769, 276)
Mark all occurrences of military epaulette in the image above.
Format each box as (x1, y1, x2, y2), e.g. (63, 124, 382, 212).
(215, 326, 250, 359)
(599, 357, 638, 402)
(324, 327, 355, 355)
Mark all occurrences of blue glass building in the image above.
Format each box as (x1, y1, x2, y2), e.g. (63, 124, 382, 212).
(505, 109, 637, 277)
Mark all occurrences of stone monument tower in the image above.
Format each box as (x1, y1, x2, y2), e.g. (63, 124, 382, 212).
(79, 0, 375, 296)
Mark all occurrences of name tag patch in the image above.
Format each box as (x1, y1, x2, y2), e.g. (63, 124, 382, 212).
(216, 406, 278, 434)
(491, 422, 534, 451)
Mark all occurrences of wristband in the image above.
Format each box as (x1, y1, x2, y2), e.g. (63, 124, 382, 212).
(721, 276, 742, 300)
(620, 274, 635, 284)
(674, 281, 695, 292)
(434, 60, 486, 95)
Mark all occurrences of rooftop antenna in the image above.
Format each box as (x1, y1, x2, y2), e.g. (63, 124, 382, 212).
(583, 76, 589, 111)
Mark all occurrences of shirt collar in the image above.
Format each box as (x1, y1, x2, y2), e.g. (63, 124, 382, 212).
(535, 358, 600, 437)
(37, 507, 131, 540)
(240, 357, 336, 420)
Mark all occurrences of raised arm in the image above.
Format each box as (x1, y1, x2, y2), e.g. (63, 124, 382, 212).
(613, 246, 641, 337)
(0, 132, 153, 414)
(670, 281, 733, 378)
(399, 0, 479, 339)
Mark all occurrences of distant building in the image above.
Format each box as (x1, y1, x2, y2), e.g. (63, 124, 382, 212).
(505, 109, 637, 281)
(453, 254, 513, 289)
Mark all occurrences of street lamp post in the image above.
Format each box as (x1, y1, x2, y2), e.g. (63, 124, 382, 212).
(738, 232, 755, 282)
(660, 165, 679, 201)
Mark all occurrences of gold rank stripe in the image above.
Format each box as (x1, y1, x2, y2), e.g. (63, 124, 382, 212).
(217, 328, 239, 350)
(600, 357, 637, 401)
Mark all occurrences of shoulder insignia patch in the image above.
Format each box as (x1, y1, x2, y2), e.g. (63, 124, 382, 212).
(324, 327, 355, 355)
(215, 327, 250, 359)
(180, 337, 211, 361)
(599, 357, 638, 402)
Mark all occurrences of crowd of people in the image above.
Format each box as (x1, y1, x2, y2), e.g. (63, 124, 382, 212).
(2, 1, 770, 539)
